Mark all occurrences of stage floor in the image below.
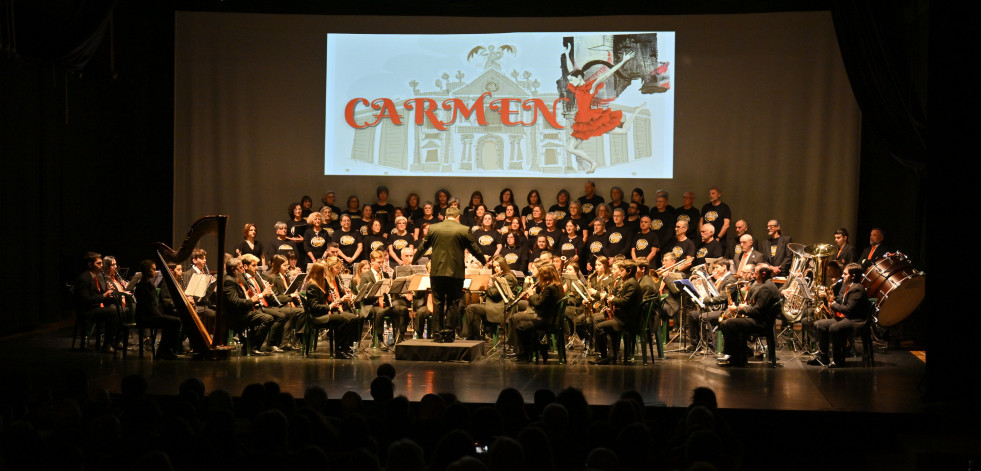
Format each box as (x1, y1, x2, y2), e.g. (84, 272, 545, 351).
(0, 323, 926, 415)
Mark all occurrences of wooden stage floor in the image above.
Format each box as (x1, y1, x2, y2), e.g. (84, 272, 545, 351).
(0, 325, 926, 415)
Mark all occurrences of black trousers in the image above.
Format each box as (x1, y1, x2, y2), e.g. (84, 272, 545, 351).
(430, 276, 464, 332)
(814, 317, 862, 364)
(719, 317, 764, 366)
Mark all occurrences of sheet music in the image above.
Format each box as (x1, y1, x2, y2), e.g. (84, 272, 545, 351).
(185, 273, 211, 298)
(286, 273, 306, 294)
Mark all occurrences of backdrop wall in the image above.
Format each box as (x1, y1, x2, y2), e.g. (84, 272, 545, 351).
(174, 11, 860, 257)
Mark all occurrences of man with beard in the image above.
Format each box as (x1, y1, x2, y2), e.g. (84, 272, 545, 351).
(694, 224, 724, 267)
(717, 263, 780, 367)
(577, 180, 605, 221)
(759, 219, 793, 276)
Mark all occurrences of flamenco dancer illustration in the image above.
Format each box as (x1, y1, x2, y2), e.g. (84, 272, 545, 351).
(564, 44, 647, 174)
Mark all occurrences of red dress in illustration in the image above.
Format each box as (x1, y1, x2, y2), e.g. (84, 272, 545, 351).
(563, 48, 646, 174)
(568, 80, 624, 140)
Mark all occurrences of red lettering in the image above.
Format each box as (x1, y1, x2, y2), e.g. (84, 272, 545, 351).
(489, 98, 522, 126)
(404, 98, 446, 131)
(371, 98, 403, 126)
(441, 92, 491, 126)
(344, 98, 377, 129)
(519, 98, 566, 129)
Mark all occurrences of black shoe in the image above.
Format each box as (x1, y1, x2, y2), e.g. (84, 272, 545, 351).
(514, 356, 532, 364)
(378, 343, 390, 352)
(591, 357, 612, 365)
(806, 355, 829, 366)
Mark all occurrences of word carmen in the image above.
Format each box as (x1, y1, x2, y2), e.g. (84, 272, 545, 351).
(344, 92, 567, 130)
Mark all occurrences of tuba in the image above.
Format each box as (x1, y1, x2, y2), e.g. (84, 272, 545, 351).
(689, 263, 720, 301)
(781, 243, 836, 322)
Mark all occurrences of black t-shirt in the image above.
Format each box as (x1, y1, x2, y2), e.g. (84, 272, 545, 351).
(371, 203, 395, 227)
(331, 228, 363, 261)
(547, 204, 570, 221)
(585, 232, 608, 264)
(363, 234, 388, 257)
(388, 232, 415, 258)
(473, 228, 502, 259)
(649, 208, 675, 248)
(236, 240, 263, 260)
(700, 202, 732, 240)
(303, 228, 330, 260)
(676, 206, 701, 240)
(631, 230, 660, 260)
(577, 195, 605, 219)
(267, 238, 297, 260)
(542, 229, 563, 253)
(662, 237, 696, 265)
(500, 245, 527, 274)
(605, 224, 634, 258)
(525, 220, 546, 239)
(694, 239, 724, 266)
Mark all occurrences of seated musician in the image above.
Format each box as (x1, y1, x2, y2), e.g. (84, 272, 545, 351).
(223, 257, 276, 356)
(462, 255, 519, 341)
(264, 254, 307, 347)
(241, 254, 295, 352)
(359, 250, 410, 351)
(658, 252, 686, 334)
(102, 255, 135, 324)
(592, 260, 642, 365)
(183, 248, 218, 334)
(509, 259, 564, 364)
(686, 259, 737, 351)
(717, 263, 780, 367)
(395, 248, 434, 339)
(134, 260, 183, 360)
(304, 258, 359, 358)
(807, 263, 869, 367)
(73, 252, 120, 353)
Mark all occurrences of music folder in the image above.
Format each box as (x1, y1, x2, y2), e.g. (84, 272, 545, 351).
(185, 273, 211, 298)
(124, 272, 142, 291)
(286, 274, 306, 295)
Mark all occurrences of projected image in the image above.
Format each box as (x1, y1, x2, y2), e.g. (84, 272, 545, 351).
(325, 32, 674, 178)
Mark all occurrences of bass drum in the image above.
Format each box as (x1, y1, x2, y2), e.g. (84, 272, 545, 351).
(861, 253, 925, 327)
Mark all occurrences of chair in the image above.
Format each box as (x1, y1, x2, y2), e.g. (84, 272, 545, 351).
(298, 293, 335, 358)
(69, 282, 104, 352)
(622, 296, 661, 365)
(534, 298, 567, 364)
(746, 299, 781, 367)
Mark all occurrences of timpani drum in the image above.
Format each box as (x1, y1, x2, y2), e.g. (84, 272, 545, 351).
(861, 252, 925, 327)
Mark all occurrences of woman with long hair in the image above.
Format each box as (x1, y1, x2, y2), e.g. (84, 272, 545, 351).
(500, 231, 526, 275)
(510, 259, 564, 363)
(303, 258, 358, 358)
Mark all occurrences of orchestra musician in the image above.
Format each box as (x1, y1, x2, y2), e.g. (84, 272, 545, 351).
(686, 259, 738, 351)
(832, 227, 858, 265)
(807, 263, 869, 367)
(591, 260, 642, 365)
(510, 259, 564, 364)
(359, 250, 410, 351)
(134, 260, 183, 360)
(859, 227, 888, 267)
(223, 257, 276, 355)
(102, 255, 134, 325)
(717, 263, 781, 367)
(304, 258, 359, 359)
(241, 254, 295, 352)
(657, 252, 686, 334)
(462, 255, 519, 341)
(73, 252, 120, 353)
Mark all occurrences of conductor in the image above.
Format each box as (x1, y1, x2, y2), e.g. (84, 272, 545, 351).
(412, 206, 486, 334)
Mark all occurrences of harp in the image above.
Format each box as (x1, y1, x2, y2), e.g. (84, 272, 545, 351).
(155, 215, 233, 359)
